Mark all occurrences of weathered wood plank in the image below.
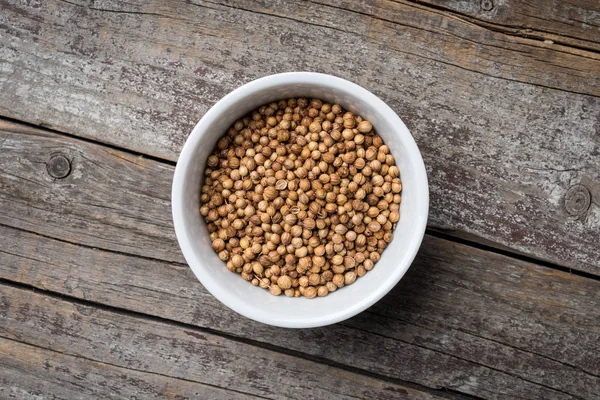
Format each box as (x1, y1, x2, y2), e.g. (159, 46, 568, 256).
(0, 338, 259, 400)
(224, 0, 600, 92)
(1, 224, 598, 399)
(1, 0, 599, 272)
(0, 120, 181, 263)
(0, 285, 450, 400)
(408, 0, 600, 52)
(1, 113, 599, 279)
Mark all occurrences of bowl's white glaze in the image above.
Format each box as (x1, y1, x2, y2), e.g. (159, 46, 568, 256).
(172, 72, 428, 328)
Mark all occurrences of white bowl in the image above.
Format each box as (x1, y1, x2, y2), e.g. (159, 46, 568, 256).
(172, 72, 428, 328)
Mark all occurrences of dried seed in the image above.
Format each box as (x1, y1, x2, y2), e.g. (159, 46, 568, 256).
(276, 179, 288, 190)
(202, 98, 401, 299)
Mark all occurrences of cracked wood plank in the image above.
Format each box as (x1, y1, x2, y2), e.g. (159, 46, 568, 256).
(1, 223, 598, 399)
(407, 0, 600, 52)
(223, 0, 600, 90)
(1, 0, 599, 159)
(1, 0, 600, 272)
(1, 96, 599, 280)
(0, 338, 260, 400)
(0, 120, 181, 263)
(0, 285, 451, 400)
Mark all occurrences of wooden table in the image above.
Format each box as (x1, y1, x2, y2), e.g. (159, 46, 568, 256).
(1, 1, 599, 398)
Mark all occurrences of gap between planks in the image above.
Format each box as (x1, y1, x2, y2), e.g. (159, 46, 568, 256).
(2, 210, 598, 396)
(0, 278, 475, 400)
(425, 229, 600, 283)
(196, 0, 600, 99)
(2, 2, 600, 272)
(0, 336, 270, 400)
(397, 0, 600, 54)
(2, 115, 599, 283)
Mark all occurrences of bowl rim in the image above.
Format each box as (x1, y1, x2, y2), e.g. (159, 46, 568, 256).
(172, 72, 429, 328)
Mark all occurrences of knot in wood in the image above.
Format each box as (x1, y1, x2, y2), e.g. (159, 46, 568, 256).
(47, 155, 71, 179)
(564, 184, 591, 216)
(480, 0, 494, 11)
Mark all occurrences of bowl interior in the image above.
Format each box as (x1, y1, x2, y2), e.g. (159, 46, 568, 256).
(173, 73, 428, 328)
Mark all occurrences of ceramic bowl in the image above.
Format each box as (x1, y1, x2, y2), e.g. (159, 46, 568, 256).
(172, 72, 428, 328)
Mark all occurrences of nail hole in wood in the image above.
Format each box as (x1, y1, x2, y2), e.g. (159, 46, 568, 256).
(47, 155, 71, 179)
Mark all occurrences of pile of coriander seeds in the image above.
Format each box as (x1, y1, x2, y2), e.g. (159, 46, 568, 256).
(200, 98, 401, 298)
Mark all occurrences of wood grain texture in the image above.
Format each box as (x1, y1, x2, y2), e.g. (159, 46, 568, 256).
(0, 285, 448, 400)
(1, 1, 600, 273)
(1, 224, 598, 399)
(409, 0, 600, 52)
(0, 338, 258, 400)
(0, 120, 181, 263)
(1, 109, 599, 281)
(235, 0, 600, 93)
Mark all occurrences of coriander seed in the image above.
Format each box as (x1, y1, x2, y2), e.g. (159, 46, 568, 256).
(277, 275, 293, 290)
(317, 285, 329, 297)
(201, 98, 402, 299)
(270, 285, 282, 296)
(344, 271, 357, 285)
(304, 286, 317, 299)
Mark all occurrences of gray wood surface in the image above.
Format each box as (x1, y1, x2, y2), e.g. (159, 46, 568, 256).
(1, 0, 599, 274)
(2, 222, 598, 398)
(0, 285, 444, 400)
(413, 0, 600, 52)
(2, 114, 599, 277)
(2, 1, 600, 398)
(0, 120, 180, 263)
(0, 338, 258, 400)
